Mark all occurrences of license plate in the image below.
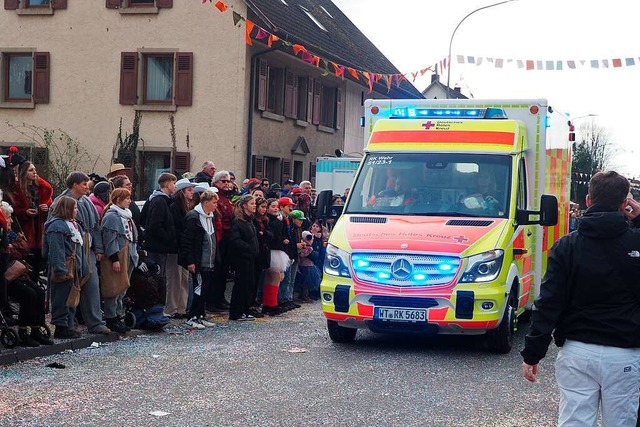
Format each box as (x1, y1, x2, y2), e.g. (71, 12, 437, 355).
(374, 307, 427, 322)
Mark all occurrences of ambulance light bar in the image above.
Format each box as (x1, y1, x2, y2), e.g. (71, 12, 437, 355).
(389, 107, 508, 120)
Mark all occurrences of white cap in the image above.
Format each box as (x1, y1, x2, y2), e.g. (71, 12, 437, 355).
(194, 182, 218, 194)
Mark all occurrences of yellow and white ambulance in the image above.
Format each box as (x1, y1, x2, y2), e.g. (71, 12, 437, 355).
(318, 99, 572, 353)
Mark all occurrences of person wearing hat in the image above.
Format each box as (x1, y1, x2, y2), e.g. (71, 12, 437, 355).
(295, 229, 321, 303)
(88, 181, 110, 219)
(107, 163, 132, 180)
(165, 178, 198, 318)
(209, 170, 235, 311)
(266, 183, 282, 199)
(280, 209, 305, 309)
(281, 179, 296, 196)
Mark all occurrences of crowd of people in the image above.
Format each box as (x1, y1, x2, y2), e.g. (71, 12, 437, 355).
(0, 156, 335, 347)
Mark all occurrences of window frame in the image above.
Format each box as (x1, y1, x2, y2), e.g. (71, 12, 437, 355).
(266, 64, 284, 115)
(319, 84, 336, 128)
(2, 53, 32, 102)
(0, 49, 49, 109)
(142, 52, 174, 106)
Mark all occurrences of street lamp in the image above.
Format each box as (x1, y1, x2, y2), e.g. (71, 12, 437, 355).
(446, 0, 518, 99)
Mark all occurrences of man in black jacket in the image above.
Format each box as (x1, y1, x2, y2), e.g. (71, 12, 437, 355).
(194, 161, 216, 185)
(521, 171, 640, 427)
(140, 173, 177, 281)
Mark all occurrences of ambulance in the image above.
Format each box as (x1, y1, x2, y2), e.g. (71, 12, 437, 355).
(317, 99, 572, 353)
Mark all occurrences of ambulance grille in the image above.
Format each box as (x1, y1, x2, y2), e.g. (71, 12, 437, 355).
(446, 219, 493, 227)
(350, 217, 388, 224)
(351, 253, 460, 287)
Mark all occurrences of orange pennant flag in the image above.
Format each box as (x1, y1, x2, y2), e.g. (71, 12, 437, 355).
(313, 56, 320, 67)
(214, 1, 227, 12)
(362, 72, 373, 94)
(245, 20, 255, 46)
(267, 34, 279, 47)
(347, 67, 359, 80)
(330, 62, 344, 78)
(293, 44, 307, 56)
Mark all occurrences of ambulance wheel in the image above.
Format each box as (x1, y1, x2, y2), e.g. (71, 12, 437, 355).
(327, 320, 357, 343)
(124, 312, 137, 329)
(486, 292, 517, 354)
(1, 329, 19, 349)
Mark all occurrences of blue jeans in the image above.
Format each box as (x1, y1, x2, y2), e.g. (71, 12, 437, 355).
(278, 261, 298, 303)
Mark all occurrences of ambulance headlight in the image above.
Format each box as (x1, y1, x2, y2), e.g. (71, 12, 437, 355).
(460, 250, 504, 283)
(324, 244, 351, 278)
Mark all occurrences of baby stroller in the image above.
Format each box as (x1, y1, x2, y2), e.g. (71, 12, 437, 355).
(123, 253, 170, 331)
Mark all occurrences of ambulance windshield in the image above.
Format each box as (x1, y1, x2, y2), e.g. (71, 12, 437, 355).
(345, 153, 511, 218)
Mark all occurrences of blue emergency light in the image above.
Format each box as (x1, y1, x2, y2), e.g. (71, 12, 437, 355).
(390, 107, 507, 120)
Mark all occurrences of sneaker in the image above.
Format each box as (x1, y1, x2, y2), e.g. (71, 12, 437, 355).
(262, 306, 284, 316)
(230, 314, 255, 321)
(185, 317, 206, 330)
(53, 326, 81, 339)
(247, 308, 264, 318)
(198, 317, 216, 328)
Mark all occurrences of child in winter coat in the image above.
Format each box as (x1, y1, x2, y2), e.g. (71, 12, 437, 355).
(295, 230, 321, 302)
(101, 188, 139, 334)
(43, 196, 89, 339)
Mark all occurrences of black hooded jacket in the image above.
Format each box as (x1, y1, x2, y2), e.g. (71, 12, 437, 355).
(521, 205, 640, 365)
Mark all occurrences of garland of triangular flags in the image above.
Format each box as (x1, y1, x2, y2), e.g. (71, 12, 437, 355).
(202, 0, 640, 95)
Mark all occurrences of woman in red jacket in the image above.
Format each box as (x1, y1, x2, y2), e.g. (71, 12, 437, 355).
(13, 161, 53, 280)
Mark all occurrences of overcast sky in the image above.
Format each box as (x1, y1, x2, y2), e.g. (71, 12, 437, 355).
(331, 0, 640, 177)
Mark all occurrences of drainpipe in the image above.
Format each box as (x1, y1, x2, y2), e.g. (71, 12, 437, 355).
(247, 48, 277, 178)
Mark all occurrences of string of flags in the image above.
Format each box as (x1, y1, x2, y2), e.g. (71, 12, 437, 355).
(201, 0, 640, 95)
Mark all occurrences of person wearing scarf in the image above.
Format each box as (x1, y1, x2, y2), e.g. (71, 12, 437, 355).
(178, 189, 219, 329)
(101, 188, 139, 334)
(43, 196, 89, 339)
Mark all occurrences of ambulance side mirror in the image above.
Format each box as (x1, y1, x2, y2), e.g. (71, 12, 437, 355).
(316, 190, 333, 219)
(516, 195, 558, 226)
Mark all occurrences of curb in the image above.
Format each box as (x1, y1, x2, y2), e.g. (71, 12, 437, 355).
(0, 331, 123, 367)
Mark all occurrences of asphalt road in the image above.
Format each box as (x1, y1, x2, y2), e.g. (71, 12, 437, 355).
(0, 304, 560, 427)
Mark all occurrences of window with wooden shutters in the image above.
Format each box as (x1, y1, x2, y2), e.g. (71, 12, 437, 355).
(106, 0, 172, 10)
(6, 0, 66, 12)
(320, 84, 335, 127)
(256, 59, 267, 111)
(119, 52, 138, 105)
(281, 159, 291, 183)
(311, 79, 321, 125)
(253, 155, 265, 179)
(284, 70, 298, 119)
(266, 65, 284, 115)
(0, 50, 49, 106)
(175, 52, 193, 106)
(173, 151, 190, 176)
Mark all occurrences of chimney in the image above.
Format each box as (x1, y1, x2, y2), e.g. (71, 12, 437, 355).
(454, 86, 462, 93)
(431, 74, 440, 83)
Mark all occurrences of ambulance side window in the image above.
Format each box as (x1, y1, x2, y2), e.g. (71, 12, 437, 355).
(517, 158, 527, 210)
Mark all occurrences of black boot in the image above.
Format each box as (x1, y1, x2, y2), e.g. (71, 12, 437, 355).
(53, 325, 81, 339)
(31, 327, 54, 346)
(119, 317, 131, 332)
(17, 328, 40, 347)
(106, 318, 128, 334)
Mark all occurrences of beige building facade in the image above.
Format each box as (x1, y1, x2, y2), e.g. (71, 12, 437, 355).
(1, 0, 249, 196)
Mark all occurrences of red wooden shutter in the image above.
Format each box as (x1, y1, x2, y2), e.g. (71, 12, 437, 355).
(256, 59, 267, 111)
(284, 70, 295, 118)
(4, 0, 18, 9)
(33, 52, 50, 104)
(312, 80, 321, 125)
(335, 87, 344, 129)
(281, 159, 291, 183)
(156, 0, 173, 7)
(253, 156, 265, 179)
(174, 52, 193, 106)
(119, 52, 138, 105)
(173, 151, 190, 176)
(105, 0, 121, 8)
(51, 0, 67, 9)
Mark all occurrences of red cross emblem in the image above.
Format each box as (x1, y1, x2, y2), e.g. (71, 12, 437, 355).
(422, 121, 435, 129)
(453, 235, 468, 244)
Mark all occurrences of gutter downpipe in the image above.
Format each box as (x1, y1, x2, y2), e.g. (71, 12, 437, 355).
(247, 48, 278, 178)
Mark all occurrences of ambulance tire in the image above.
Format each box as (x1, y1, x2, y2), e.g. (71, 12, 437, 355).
(486, 292, 517, 354)
(327, 320, 357, 343)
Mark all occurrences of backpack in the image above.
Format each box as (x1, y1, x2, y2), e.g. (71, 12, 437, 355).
(131, 304, 170, 330)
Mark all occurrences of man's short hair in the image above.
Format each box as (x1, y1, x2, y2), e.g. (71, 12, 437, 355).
(158, 172, 177, 187)
(213, 170, 230, 183)
(588, 171, 629, 209)
(66, 171, 90, 189)
(202, 161, 214, 169)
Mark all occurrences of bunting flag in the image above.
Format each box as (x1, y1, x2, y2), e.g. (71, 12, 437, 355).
(201, 0, 640, 99)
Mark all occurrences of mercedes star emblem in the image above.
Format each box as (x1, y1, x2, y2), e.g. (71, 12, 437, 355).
(390, 258, 413, 280)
